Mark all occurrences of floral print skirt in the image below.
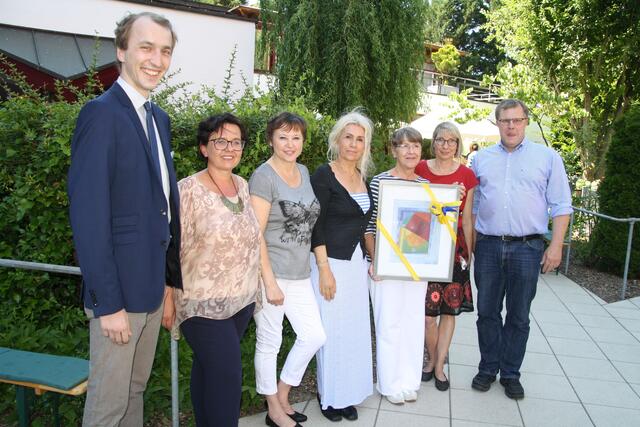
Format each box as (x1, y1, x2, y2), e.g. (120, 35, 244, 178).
(425, 227, 474, 316)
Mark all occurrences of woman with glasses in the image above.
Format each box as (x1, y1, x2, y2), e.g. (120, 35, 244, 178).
(250, 112, 326, 427)
(310, 111, 375, 422)
(415, 122, 478, 392)
(364, 127, 429, 405)
(163, 113, 260, 425)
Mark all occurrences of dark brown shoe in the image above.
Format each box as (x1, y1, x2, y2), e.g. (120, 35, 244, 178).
(500, 377, 525, 399)
(471, 372, 496, 392)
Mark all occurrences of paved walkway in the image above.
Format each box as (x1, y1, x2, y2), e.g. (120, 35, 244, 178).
(240, 272, 640, 426)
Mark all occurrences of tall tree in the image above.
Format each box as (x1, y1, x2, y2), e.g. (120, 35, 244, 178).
(424, 0, 507, 79)
(424, 0, 450, 45)
(486, 0, 640, 179)
(260, 0, 426, 126)
(447, 0, 507, 79)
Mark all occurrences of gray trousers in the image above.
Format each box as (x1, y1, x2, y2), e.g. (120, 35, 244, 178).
(82, 303, 163, 427)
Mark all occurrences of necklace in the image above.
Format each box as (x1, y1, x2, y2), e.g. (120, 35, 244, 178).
(206, 169, 244, 214)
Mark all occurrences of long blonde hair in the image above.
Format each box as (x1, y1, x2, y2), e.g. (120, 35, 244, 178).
(327, 110, 374, 179)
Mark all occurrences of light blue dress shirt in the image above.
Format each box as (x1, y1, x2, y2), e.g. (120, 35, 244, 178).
(472, 139, 573, 236)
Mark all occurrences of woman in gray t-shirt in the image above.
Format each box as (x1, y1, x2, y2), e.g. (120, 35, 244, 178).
(249, 112, 326, 427)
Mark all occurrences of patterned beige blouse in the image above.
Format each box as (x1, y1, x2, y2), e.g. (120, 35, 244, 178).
(172, 174, 261, 339)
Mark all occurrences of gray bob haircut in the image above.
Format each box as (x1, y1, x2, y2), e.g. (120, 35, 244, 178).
(495, 99, 530, 120)
(431, 121, 463, 158)
(391, 126, 423, 146)
(327, 109, 374, 179)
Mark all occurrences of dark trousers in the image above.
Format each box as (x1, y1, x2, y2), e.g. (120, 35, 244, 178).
(180, 303, 255, 427)
(474, 236, 544, 379)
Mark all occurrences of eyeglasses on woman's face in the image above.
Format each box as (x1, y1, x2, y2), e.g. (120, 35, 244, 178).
(393, 142, 422, 152)
(434, 137, 458, 147)
(208, 138, 245, 151)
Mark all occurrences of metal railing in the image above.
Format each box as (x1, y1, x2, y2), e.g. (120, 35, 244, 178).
(418, 70, 503, 103)
(564, 208, 639, 299)
(0, 259, 180, 427)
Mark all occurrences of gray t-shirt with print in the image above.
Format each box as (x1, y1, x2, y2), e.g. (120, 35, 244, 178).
(249, 162, 320, 279)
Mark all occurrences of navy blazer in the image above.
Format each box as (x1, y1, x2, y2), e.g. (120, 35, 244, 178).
(68, 83, 182, 317)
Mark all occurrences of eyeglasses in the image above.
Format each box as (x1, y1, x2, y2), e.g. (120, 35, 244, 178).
(393, 143, 422, 151)
(434, 137, 458, 147)
(209, 138, 245, 151)
(497, 117, 528, 126)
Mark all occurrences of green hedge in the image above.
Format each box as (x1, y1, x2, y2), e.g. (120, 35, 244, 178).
(0, 68, 394, 425)
(588, 103, 640, 280)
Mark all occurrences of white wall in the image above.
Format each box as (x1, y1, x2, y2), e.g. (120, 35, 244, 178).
(0, 0, 256, 96)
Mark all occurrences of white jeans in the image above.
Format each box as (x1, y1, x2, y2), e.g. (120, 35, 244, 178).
(370, 278, 427, 396)
(254, 277, 326, 395)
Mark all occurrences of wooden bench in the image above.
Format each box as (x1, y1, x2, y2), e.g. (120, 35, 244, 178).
(0, 347, 89, 427)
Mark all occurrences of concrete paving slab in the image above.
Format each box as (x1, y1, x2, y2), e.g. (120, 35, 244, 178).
(585, 404, 640, 427)
(525, 333, 553, 354)
(518, 397, 593, 427)
(611, 360, 640, 384)
(520, 352, 565, 376)
(584, 325, 639, 344)
(448, 343, 481, 367)
(557, 355, 624, 382)
(533, 310, 580, 325)
(598, 342, 640, 363)
(537, 321, 592, 340)
(376, 410, 449, 427)
(564, 302, 610, 316)
(570, 377, 640, 409)
(450, 388, 522, 426)
(574, 313, 624, 329)
(547, 337, 606, 359)
(606, 307, 640, 320)
(518, 371, 580, 402)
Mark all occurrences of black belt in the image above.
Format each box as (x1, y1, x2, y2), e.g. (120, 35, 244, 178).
(480, 233, 543, 242)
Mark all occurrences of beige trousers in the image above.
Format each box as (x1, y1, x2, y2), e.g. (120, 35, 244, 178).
(82, 302, 163, 427)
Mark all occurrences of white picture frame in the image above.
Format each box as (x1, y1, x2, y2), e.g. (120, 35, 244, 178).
(373, 180, 460, 282)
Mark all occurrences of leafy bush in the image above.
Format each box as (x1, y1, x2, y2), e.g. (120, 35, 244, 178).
(588, 103, 640, 279)
(0, 59, 396, 424)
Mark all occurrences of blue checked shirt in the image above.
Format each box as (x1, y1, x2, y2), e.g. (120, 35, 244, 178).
(471, 139, 573, 237)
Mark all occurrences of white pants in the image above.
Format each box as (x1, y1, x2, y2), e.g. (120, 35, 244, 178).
(254, 277, 326, 395)
(370, 278, 427, 396)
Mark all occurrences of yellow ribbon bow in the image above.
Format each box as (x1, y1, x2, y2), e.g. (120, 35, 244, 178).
(421, 183, 460, 244)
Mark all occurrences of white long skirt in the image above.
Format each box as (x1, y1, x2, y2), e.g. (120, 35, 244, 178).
(370, 277, 427, 396)
(311, 246, 373, 409)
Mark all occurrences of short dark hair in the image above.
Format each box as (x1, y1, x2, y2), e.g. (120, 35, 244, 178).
(114, 12, 177, 69)
(197, 113, 248, 159)
(266, 112, 307, 143)
(495, 99, 529, 120)
(391, 126, 423, 147)
(470, 143, 479, 151)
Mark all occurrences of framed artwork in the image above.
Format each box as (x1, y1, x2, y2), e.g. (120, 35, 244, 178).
(373, 180, 460, 282)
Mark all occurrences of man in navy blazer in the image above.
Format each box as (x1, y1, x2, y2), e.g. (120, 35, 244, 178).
(68, 12, 182, 426)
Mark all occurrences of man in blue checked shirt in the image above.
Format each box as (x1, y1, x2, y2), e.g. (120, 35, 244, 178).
(470, 99, 572, 400)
